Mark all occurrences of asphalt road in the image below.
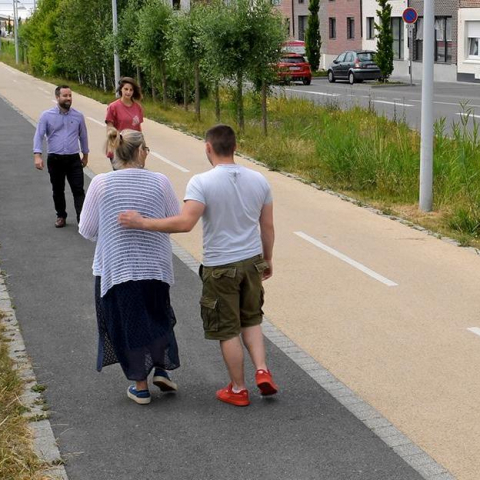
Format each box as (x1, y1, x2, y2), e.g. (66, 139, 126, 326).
(279, 78, 480, 134)
(0, 94, 427, 478)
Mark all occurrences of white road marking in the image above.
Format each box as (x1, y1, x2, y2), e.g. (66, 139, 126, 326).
(286, 88, 340, 97)
(150, 151, 190, 173)
(456, 112, 480, 120)
(37, 87, 50, 94)
(411, 99, 480, 108)
(468, 327, 480, 337)
(3, 65, 18, 75)
(372, 100, 414, 107)
(294, 231, 398, 287)
(86, 116, 105, 126)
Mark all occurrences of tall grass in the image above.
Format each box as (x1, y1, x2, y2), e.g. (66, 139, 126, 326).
(0, 313, 46, 479)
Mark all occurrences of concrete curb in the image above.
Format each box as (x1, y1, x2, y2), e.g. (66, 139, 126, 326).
(171, 240, 456, 480)
(0, 273, 69, 480)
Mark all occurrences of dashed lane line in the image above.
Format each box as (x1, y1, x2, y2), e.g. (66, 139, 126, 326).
(86, 116, 105, 126)
(294, 231, 398, 287)
(285, 88, 340, 97)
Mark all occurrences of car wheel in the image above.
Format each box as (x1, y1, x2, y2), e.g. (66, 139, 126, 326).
(328, 71, 335, 83)
(303, 77, 311, 86)
(348, 72, 355, 85)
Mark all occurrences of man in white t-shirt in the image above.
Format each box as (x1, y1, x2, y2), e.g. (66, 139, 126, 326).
(119, 124, 278, 407)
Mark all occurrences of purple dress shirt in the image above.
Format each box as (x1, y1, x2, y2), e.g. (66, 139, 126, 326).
(33, 106, 89, 155)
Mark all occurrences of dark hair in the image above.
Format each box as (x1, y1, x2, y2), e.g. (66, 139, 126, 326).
(205, 124, 236, 157)
(106, 127, 146, 170)
(55, 85, 70, 97)
(116, 77, 143, 102)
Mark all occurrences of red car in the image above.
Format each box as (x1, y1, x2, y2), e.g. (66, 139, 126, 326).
(277, 54, 312, 85)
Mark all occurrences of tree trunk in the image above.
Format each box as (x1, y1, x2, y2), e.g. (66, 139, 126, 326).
(261, 80, 267, 136)
(151, 66, 156, 101)
(161, 63, 167, 107)
(194, 61, 200, 121)
(183, 78, 189, 111)
(136, 66, 141, 87)
(237, 71, 244, 132)
(215, 81, 221, 122)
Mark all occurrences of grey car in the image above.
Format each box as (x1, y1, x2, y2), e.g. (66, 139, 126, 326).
(328, 50, 382, 84)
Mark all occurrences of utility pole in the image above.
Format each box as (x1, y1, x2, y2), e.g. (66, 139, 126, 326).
(13, 0, 19, 64)
(419, 0, 434, 211)
(112, 0, 121, 93)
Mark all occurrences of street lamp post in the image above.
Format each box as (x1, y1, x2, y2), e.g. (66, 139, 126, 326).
(112, 0, 121, 92)
(12, 0, 19, 64)
(419, 0, 434, 212)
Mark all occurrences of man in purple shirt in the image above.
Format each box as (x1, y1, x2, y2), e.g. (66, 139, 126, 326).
(33, 85, 89, 228)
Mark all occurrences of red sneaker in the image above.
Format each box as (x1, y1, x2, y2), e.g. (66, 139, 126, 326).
(216, 383, 250, 407)
(255, 369, 278, 396)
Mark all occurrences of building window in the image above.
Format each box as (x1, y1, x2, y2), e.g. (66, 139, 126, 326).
(366, 17, 375, 40)
(347, 17, 355, 39)
(298, 15, 308, 41)
(468, 22, 480, 59)
(391, 17, 404, 60)
(271, 0, 281, 5)
(414, 17, 423, 61)
(172, 0, 180, 9)
(298, 0, 304, 4)
(329, 17, 336, 39)
(434, 17, 452, 63)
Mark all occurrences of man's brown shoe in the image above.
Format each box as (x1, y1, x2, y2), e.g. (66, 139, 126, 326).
(55, 217, 66, 228)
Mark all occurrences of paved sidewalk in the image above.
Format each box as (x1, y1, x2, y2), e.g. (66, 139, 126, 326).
(0, 95, 442, 480)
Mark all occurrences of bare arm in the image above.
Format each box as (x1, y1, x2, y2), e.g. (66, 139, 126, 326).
(118, 200, 205, 233)
(259, 202, 274, 280)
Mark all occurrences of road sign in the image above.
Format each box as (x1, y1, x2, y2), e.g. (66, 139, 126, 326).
(403, 7, 418, 24)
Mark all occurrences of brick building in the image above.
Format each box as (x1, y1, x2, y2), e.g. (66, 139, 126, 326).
(320, 0, 362, 68)
(457, 0, 480, 82)
(275, 0, 310, 41)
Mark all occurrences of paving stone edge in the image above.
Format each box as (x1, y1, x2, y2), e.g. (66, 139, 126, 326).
(0, 272, 69, 480)
(171, 241, 457, 480)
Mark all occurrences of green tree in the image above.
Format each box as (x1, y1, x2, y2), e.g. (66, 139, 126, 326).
(117, 0, 146, 84)
(55, 0, 113, 88)
(134, 0, 172, 105)
(20, 0, 62, 76)
(247, 0, 286, 134)
(305, 0, 320, 71)
(375, 0, 393, 80)
(206, 0, 284, 131)
(171, 4, 209, 119)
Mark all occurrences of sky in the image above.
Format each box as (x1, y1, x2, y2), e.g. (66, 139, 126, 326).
(0, 1, 36, 19)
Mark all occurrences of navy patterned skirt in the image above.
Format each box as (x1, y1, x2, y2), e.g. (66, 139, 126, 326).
(95, 277, 180, 381)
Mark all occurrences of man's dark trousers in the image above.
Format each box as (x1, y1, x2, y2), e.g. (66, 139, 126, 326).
(47, 153, 85, 222)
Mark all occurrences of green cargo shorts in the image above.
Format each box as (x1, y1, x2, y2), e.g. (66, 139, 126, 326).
(199, 254, 269, 341)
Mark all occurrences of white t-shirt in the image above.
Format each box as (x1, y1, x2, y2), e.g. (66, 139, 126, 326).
(184, 164, 272, 266)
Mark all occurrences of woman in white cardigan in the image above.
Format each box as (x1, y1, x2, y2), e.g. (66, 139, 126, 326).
(79, 128, 180, 405)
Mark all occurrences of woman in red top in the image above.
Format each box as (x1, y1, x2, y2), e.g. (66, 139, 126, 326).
(105, 77, 144, 161)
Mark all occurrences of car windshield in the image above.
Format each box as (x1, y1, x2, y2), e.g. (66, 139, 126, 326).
(281, 56, 306, 64)
(357, 52, 374, 61)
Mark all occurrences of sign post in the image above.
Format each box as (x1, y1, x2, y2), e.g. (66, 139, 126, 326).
(419, 0, 434, 212)
(402, 7, 418, 87)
